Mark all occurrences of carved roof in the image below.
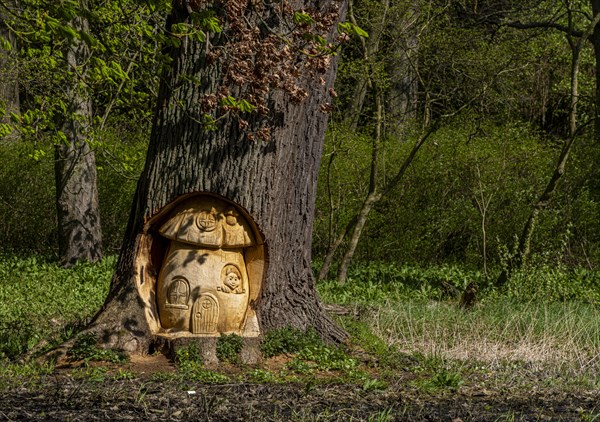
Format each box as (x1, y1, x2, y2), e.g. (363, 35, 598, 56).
(158, 197, 255, 248)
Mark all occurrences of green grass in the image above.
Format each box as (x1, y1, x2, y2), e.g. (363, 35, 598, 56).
(1, 254, 600, 393)
(358, 298, 600, 372)
(68, 333, 128, 364)
(0, 255, 114, 359)
(318, 261, 600, 390)
(0, 361, 55, 389)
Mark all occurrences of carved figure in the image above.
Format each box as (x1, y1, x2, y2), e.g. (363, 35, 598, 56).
(219, 265, 244, 294)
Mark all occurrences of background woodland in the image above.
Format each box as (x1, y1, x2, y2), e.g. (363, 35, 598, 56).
(2, 0, 600, 295)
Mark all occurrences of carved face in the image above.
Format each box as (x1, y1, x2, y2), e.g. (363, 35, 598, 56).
(224, 271, 241, 290)
(225, 209, 238, 226)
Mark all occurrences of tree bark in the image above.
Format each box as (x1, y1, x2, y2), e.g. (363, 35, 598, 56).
(54, 6, 102, 267)
(79, 0, 347, 355)
(318, 215, 356, 281)
(343, 0, 389, 129)
(385, 0, 419, 130)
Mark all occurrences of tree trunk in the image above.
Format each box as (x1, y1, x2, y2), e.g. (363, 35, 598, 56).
(337, 89, 383, 283)
(54, 6, 102, 267)
(331, 0, 424, 282)
(343, 0, 388, 129)
(75, 0, 347, 357)
(335, 121, 437, 283)
(318, 215, 356, 281)
(386, 0, 419, 131)
(0, 0, 19, 140)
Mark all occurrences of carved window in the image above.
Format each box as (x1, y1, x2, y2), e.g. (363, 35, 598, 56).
(166, 277, 190, 309)
(196, 209, 217, 232)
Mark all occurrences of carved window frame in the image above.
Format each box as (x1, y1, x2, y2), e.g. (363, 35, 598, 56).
(165, 277, 190, 310)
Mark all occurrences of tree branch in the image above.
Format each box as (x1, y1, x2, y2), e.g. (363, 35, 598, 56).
(505, 20, 584, 38)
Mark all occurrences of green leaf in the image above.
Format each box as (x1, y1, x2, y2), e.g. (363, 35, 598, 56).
(28, 149, 47, 162)
(191, 30, 206, 43)
(219, 96, 256, 113)
(202, 114, 218, 131)
(109, 61, 129, 80)
(0, 124, 12, 138)
(79, 31, 99, 48)
(337, 22, 368, 38)
(58, 25, 79, 41)
(220, 96, 238, 108)
(171, 22, 191, 36)
(293, 11, 315, 26)
(0, 36, 12, 52)
(238, 99, 256, 113)
(204, 16, 222, 33)
(45, 16, 60, 31)
(351, 24, 369, 38)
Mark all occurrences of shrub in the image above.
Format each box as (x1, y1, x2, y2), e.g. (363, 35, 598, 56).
(261, 327, 322, 358)
(216, 333, 244, 364)
(67, 333, 127, 364)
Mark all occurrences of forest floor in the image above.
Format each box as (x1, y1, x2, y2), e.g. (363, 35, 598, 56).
(2, 258, 600, 420)
(1, 351, 598, 421)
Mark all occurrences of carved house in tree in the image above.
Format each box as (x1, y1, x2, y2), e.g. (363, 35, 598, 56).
(136, 194, 265, 339)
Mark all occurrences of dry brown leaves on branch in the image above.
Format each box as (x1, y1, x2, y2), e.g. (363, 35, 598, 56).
(173, 0, 345, 138)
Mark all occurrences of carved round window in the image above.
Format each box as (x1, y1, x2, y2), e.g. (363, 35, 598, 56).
(196, 210, 217, 232)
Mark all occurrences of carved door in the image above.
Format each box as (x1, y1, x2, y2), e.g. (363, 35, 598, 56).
(191, 293, 219, 334)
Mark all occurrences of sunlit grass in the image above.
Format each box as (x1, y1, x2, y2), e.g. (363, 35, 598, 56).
(318, 262, 600, 385)
(364, 298, 600, 373)
(0, 255, 114, 359)
(2, 253, 600, 386)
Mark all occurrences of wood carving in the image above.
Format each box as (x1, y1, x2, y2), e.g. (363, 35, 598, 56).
(138, 194, 265, 338)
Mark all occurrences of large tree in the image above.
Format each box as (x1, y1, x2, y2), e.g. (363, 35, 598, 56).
(54, 3, 102, 267)
(71, 0, 348, 356)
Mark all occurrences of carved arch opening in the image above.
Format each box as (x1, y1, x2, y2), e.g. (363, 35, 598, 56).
(133, 193, 266, 338)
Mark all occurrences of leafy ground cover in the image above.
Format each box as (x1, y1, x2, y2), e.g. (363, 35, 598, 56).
(1, 257, 600, 420)
(0, 255, 113, 360)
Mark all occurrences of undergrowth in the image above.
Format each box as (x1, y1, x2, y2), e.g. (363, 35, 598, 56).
(319, 261, 600, 305)
(68, 333, 128, 364)
(0, 255, 114, 360)
(216, 333, 244, 364)
(0, 255, 599, 392)
(174, 343, 231, 383)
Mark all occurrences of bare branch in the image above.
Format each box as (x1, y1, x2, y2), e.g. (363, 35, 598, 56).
(505, 20, 584, 38)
